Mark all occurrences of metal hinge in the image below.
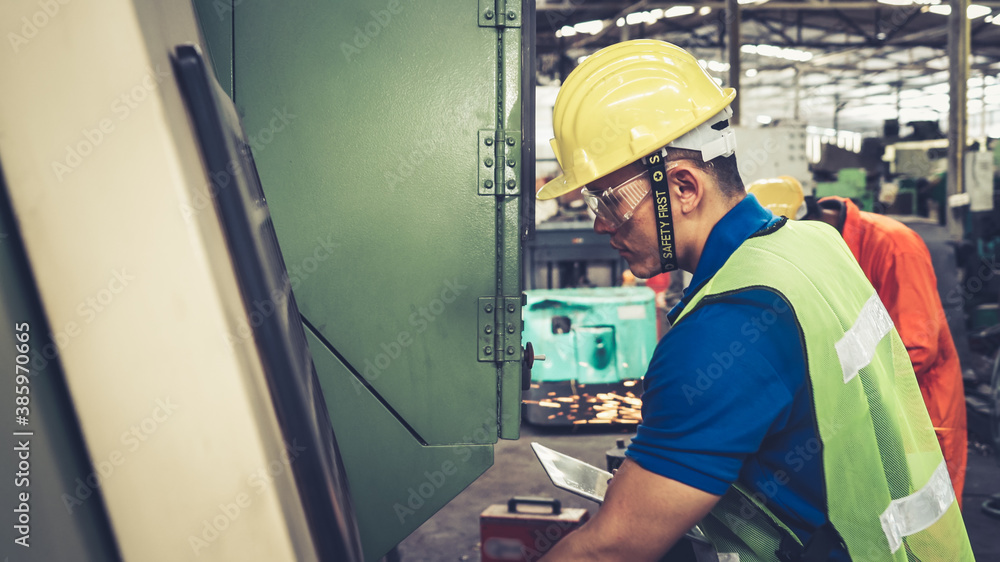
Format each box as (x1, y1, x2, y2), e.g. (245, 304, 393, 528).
(477, 296, 523, 362)
(478, 0, 520, 27)
(478, 129, 521, 195)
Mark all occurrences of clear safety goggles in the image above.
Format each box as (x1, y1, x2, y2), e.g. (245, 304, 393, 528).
(582, 160, 681, 230)
(581, 171, 651, 230)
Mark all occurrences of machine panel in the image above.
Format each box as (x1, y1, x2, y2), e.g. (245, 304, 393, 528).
(196, 1, 531, 557)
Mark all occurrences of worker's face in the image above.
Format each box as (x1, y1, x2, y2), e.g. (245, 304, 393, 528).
(590, 161, 663, 279)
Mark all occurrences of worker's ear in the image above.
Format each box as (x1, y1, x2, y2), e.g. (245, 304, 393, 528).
(667, 163, 704, 216)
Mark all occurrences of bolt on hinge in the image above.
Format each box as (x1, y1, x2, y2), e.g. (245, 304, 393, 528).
(478, 296, 523, 362)
(478, 297, 497, 361)
(479, 130, 521, 196)
(478, 130, 497, 195)
(479, 0, 520, 27)
(503, 131, 521, 195)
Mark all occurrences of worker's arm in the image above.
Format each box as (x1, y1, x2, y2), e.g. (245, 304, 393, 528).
(540, 458, 720, 562)
(875, 247, 942, 380)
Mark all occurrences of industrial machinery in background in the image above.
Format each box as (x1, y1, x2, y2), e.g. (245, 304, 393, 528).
(0, 0, 536, 560)
(805, 125, 1000, 455)
(522, 288, 657, 426)
(733, 124, 811, 192)
(525, 223, 628, 289)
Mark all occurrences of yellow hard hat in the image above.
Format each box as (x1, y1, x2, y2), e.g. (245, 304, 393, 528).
(537, 40, 738, 201)
(747, 176, 807, 219)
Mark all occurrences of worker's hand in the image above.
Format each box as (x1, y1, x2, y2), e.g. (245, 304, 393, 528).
(541, 459, 721, 562)
(606, 468, 618, 486)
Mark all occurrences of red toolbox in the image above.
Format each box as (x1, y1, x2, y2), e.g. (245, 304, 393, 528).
(480, 496, 590, 562)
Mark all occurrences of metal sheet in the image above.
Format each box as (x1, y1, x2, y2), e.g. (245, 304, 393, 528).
(531, 442, 610, 504)
(231, 0, 506, 446)
(307, 328, 494, 560)
(193, 0, 530, 557)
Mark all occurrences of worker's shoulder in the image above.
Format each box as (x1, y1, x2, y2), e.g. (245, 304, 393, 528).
(663, 288, 800, 354)
(653, 288, 804, 393)
(856, 210, 929, 256)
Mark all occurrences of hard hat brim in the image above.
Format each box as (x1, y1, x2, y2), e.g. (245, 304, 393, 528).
(537, 175, 574, 201)
(536, 88, 737, 201)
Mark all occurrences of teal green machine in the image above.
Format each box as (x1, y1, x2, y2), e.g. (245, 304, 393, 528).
(193, 1, 535, 559)
(522, 288, 658, 425)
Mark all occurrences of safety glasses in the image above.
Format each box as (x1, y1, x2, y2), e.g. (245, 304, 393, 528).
(581, 171, 652, 230)
(582, 161, 685, 230)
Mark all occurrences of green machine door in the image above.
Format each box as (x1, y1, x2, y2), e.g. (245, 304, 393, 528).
(194, 1, 533, 558)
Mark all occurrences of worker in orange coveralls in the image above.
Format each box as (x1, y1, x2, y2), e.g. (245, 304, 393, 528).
(750, 177, 968, 504)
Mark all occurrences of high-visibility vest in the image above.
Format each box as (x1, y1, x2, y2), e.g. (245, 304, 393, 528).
(673, 218, 973, 561)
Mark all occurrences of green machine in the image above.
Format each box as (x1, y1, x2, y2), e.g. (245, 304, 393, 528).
(193, 1, 535, 559)
(815, 167, 872, 210)
(522, 288, 658, 425)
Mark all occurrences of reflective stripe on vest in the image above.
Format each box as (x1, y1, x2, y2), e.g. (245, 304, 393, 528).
(835, 292, 894, 384)
(879, 459, 955, 553)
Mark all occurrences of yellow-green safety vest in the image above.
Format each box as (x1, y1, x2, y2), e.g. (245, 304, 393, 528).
(673, 218, 973, 561)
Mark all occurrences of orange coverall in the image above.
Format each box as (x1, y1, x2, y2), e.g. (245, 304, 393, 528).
(821, 197, 967, 502)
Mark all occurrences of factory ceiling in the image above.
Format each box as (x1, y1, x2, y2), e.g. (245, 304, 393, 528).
(535, 0, 1000, 134)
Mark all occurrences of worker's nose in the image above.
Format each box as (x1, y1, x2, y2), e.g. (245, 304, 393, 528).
(593, 215, 616, 235)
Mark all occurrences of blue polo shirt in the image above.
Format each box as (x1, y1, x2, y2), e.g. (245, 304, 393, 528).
(626, 195, 846, 556)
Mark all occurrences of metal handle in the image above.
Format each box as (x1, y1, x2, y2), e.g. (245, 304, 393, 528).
(507, 496, 561, 515)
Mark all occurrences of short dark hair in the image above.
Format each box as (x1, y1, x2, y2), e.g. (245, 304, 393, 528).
(663, 147, 745, 199)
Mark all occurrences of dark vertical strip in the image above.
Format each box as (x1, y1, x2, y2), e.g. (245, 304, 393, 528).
(230, 0, 236, 103)
(172, 46, 364, 561)
(946, 0, 969, 238)
(521, 0, 536, 245)
(726, 0, 741, 125)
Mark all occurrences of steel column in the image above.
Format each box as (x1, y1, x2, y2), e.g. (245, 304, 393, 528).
(947, 0, 970, 237)
(727, 0, 741, 125)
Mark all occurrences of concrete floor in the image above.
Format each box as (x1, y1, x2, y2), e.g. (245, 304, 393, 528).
(398, 424, 1000, 561)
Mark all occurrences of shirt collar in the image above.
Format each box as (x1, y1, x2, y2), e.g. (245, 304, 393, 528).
(818, 196, 860, 258)
(668, 194, 781, 319)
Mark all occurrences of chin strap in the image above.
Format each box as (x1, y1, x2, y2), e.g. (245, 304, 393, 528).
(643, 150, 678, 273)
